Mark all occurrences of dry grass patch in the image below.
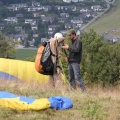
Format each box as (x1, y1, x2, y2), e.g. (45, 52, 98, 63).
(0, 79, 120, 120)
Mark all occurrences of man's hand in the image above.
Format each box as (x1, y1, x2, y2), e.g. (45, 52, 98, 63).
(58, 51, 62, 58)
(65, 57, 68, 62)
(61, 44, 69, 50)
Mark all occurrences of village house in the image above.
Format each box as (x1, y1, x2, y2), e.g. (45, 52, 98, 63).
(76, 29, 81, 35)
(0, 23, 4, 30)
(31, 25, 38, 31)
(43, 5, 51, 12)
(41, 16, 54, 23)
(55, 5, 61, 10)
(55, 5, 76, 11)
(63, 6, 69, 11)
(58, 18, 68, 23)
(28, 40, 35, 47)
(33, 34, 39, 38)
(9, 3, 28, 11)
(33, 12, 41, 18)
(62, 0, 71, 3)
(48, 25, 59, 36)
(79, 0, 85, 1)
(63, 0, 85, 3)
(27, 6, 43, 12)
(80, 7, 89, 12)
(76, 23, 82, 28)
(6, 3, 28, 11)
(59, 30, 67, 36)
(104, 35, 118, 43)
(14, 35, 22, 42)
(48, 25, 58, 31)
(4, 17, 18, 24)
(72, 24, 79, 29)
(82, 12, 92, 18)
(48, 30, 54, 36)
(60, 13, 69, 18)
(6, 6, 18, 11)
(27, 7, 37, 12)
(91, 5, 102, 12)
(15, 26, 22, 32)
(32, 2, 40, 7)
(25, 19, 37, 25)
(71, 17, 83, 24)
(64, 23, 72, 29)
(16, 14, 23, 18)
(71, 0, 79, 2)
(105, 0, 113, 3)
(11, 3, 28, 8)
(6, 33, 28, 42)
(41, 38, 48, 43)
(69, 5, 77, 11)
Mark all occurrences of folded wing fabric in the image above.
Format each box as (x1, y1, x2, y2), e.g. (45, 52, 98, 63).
(0, 91, 73, 110)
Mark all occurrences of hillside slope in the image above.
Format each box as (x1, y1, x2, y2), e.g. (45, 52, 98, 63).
(85, 0, 120, 38)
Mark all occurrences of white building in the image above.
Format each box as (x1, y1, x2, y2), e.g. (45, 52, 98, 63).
(62, 0, 71, 3)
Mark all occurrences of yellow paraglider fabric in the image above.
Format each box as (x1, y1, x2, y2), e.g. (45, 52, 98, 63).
(0, 58, 66, 83)
(0, 58, 49, 83)
(0, 98, 50, 110)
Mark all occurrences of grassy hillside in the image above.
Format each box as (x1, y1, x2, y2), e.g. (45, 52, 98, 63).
(85, 0, 120, 38)
(15, 49, 37, 60)
(0, 80, 120, 120)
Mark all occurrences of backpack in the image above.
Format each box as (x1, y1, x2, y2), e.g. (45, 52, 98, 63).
(35, 41, 55, 75)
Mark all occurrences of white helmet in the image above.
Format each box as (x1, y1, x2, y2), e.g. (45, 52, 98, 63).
(54, 32, 64, 39)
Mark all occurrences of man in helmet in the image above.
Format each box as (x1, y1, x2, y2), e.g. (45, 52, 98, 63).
(54, 32, 64, 38)
(54, 33, 65, 47)
(49, 32, 64, 64)
(49, 32, 66, 89)
(61, 29, 86, 91)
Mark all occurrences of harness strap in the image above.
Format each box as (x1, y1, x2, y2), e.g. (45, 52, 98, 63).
(51, 53, 56, 57)
(63, 49, 68, 56)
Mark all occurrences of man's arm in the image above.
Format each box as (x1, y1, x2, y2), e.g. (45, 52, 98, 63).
(68, 40, 81, 53)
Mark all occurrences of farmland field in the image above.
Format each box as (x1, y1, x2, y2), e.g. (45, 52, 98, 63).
(85, 0, 120, 38)
(15, 49, 37, 60)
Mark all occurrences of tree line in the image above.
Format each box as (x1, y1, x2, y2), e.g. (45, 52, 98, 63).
(80, 30, 120, 87)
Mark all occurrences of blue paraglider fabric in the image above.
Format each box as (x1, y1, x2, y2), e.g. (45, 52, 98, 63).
(0, 72, 19, 80)
(0, 91, 36, 104)
(48, 96, 73, 110)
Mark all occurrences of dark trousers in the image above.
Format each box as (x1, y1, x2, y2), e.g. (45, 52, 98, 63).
(68, 63, 85, 91)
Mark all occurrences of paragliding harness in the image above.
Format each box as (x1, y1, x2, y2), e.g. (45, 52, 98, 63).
(35, 41, 57, 75)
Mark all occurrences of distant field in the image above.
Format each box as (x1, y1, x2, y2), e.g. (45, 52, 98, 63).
(15, 49, 37, 60)
(85, 0, 120, 37)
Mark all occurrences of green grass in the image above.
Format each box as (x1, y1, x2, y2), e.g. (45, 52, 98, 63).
(85, 0, 120, 37)
(15, 49, 37, 60)
(0, 80, 120, 120)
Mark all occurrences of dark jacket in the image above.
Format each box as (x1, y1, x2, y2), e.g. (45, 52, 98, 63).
(68, 38, 82, 63)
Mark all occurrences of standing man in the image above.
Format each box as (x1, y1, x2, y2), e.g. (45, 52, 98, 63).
(49, 32, 65, 89)
(61, 29, 86, 91)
